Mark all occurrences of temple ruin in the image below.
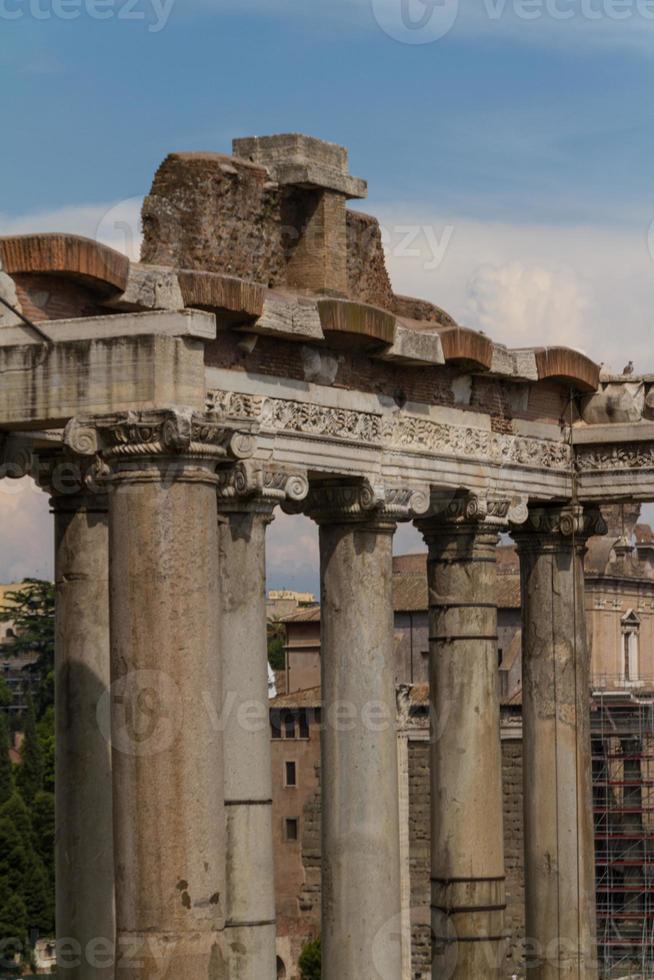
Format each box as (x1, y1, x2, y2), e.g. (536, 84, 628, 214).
(1, 132, 653, 978)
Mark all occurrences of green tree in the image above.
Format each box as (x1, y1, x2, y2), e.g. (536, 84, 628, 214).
(0, 677, 11, 710)
(37, 706, 54, 795)
(298, 936, 321, 980)
(0, 816, 27, 893)
(32, 792, 55, 887)
(15, 696, 43, 806)
(22, 850, 53, 936)
(267, 621, 286, 672)
(0, 877, 27, 970)
(0, 714, 13, 806)
(0, 580, 55, 718)
(0, 794, 53, 937)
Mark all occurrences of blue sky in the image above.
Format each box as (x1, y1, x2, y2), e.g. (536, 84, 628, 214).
(3, 0, 654, 225)
(3, 0, 654, 588)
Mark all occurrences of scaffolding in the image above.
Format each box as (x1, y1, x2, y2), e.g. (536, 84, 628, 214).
(592, 685, 654, 978)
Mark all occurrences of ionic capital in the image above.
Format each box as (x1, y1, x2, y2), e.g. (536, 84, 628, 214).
(287, 478, 430, 526)
(0, 434, 36, 482)
(511, 502, 607, 552)
(417, 489, 528, 539)
(216, 461, 309, 513)
(63, 409, 257, 485)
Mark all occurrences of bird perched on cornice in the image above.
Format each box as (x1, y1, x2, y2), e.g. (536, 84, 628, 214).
(623, 360, 634, 375)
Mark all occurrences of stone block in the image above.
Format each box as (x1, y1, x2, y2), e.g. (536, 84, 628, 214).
(233, 134, 367, 199)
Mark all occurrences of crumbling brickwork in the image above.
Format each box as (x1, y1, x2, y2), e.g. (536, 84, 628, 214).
(346, 210, 395, 310)
(408, 740, 431, 979)
(502, 738, 526, 974)
(140, 148, 457, 319)
(141, 153, 287, 285)
(13, 273, 108, 322)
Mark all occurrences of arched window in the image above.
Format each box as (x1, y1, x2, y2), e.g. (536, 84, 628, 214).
(276, 956, 286, 979)
(621, 610, 640, 683)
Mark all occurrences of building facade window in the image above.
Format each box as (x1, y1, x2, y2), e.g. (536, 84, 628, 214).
(270, 709, 312, 740)
(621, 610, 641, 683)
(284, 817, 299, 842)
(285, 761, 297, 787)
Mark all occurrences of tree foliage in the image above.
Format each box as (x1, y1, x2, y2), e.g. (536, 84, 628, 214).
(0, 715, 12, 807)
(267, 621, 286, 672)
(15, 695, 43, 807)
(0, 579, 55, 719)
(298, 936, 321, 980)
(0, 580, 56, 963)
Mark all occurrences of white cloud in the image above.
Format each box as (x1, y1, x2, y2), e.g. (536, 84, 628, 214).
(378, 207, 654, 373)
(0, 480, 53, 584)
(0, 198, 143, 261)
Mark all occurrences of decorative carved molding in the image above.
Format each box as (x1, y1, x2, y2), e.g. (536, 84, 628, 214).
(512, 503, 607, 541)
(418, 489, 527, 531)
(64, 409, 257, 465)
(216, 461, 309, 506)
(575, 443, 654, 473)
(207, 389, 572, 472)
(287, 478, 430, 524)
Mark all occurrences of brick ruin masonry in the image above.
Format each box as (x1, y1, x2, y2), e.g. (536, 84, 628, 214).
(140, 150, 452, 323)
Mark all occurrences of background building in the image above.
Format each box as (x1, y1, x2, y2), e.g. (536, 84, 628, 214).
(270, 507, 654, 978)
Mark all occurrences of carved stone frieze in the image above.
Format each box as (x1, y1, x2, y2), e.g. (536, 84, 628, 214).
(575, 442, 654, 473)
(206, 389, 572, 472)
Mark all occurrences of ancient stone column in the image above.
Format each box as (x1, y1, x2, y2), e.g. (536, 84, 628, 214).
(512, 503, 606, 980)
(44, 454, 115, 978)
(65, 410, 255, 980)
(216, 463, 308, 980)
(300, 480, 428, 980)
(417, 492, 509, 980)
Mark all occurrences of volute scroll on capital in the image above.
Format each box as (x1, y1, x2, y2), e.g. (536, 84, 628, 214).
(284, 477, 431, 524)
(63, 408, 258, 466)
(216, 461, 310, 510)
(510, 501, 608, 541)
(0, 436, 108, 503)
(417, 489, 530, 533)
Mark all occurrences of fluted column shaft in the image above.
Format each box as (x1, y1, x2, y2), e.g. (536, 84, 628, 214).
(512, 504, 603, 979)
(418, 503, 506, 979)
(218, 502, 276, 980)
(51, 475, 114, 978)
